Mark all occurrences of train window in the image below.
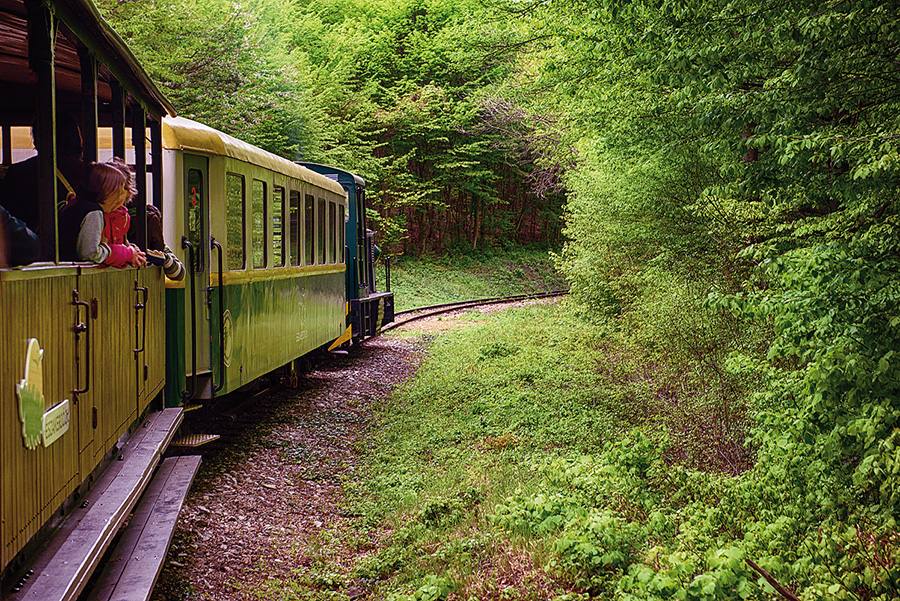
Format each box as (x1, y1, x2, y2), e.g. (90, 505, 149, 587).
(226, 173, 246, 270)
(6, 126, 36, 163)
(328, 201, 336, 264)
(339, 205, 346, 264)
(318, 198, 326, 265)
(187, 168, 204, 272)
(273, 186, 285, 267)
(251, 179, 267, 269)
(290, 190, 300, 266)
(304, 194, 315, 265)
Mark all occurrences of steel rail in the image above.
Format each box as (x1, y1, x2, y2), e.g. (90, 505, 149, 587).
(380, 290, 568, 333)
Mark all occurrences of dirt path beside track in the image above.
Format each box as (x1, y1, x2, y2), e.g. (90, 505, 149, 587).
(151, 335, 424, 600)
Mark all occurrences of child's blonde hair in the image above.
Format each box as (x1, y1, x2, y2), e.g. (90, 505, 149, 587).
(84, 157, 135, 207)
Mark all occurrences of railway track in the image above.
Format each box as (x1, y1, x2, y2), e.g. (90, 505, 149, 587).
(380, 290, 569, 333)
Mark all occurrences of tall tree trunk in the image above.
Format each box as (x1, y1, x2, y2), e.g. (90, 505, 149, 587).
(472, 198, 481, 251)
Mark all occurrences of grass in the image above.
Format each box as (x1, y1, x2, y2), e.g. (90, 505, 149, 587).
(384, 248, 568, 312)
(342, 303, 631, 600)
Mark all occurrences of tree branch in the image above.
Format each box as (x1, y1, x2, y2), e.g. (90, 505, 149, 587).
(745, 558, 801, 601)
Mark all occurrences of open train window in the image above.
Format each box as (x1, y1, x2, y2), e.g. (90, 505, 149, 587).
(226, 173, 246, 270)
(290, 190, 300, 266)
(273, 186, 285, 267)
(252, 179, 267, 269)
(317, 198, 326, 265)
(339, 205, 346, 264)
(187, 168, 205, 272)
(304, 194, 315, 265)
(328, 201, 336, 264)
(5, 126, 36, 163)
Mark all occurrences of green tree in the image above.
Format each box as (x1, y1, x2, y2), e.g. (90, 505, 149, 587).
(97, 0, 312, 156)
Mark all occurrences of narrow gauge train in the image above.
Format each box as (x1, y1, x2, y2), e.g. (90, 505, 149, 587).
(0, 0, 392, 595)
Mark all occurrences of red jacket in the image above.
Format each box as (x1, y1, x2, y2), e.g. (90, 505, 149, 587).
(101, 206, 134, 267)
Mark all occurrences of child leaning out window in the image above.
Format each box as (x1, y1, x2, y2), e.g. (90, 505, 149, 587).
(61, 157, 146, 268)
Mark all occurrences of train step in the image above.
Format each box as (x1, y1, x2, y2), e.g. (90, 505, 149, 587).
(84, 455, 201, 601)
(170, 433, 220, 448)
(12, 408, 184, 601)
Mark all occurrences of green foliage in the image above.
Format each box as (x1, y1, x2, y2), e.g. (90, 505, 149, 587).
(101, 0, 565, 254)
(97, 0, 311, 156)
(388, 575, 456, 601)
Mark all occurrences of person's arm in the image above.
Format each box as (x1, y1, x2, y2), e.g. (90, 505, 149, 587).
(0, 204, 40, 266)
(76, 211, 111, 264)
(102, 241, 136, 268)
(163, 245, 185, 280)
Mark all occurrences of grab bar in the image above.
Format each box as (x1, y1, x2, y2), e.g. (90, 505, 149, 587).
(210, 237, 225, 393)
(72, 289, 91, 399)
(133, 280, 148, 357)
(182, 236, 197, 400)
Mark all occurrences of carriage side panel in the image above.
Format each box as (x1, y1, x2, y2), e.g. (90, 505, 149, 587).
(136, 266, 166, 410)
(77, 268, 139, 460)
(0, 268, 83, 568)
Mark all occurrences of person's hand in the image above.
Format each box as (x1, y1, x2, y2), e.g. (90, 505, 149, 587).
(130, 245, 147, 268)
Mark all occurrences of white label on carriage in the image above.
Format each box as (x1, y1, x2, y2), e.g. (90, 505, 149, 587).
(42, 400, 71, 447)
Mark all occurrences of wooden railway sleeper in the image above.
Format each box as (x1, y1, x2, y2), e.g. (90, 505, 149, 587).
(72, 289, 91, 401)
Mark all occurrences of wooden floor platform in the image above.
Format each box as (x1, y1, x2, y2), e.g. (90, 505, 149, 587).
(12, 408, 185, 601)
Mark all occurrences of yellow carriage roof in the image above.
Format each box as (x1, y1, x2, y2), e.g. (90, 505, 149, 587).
(161, 117, 346, 197)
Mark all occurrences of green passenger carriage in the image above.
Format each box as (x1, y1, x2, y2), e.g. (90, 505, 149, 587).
(298, 164, 395, 341)
(160, 118, 349, 403)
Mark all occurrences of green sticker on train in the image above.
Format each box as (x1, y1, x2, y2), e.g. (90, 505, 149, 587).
(17, 339, 45, 450)
(16, 338, 70, 450)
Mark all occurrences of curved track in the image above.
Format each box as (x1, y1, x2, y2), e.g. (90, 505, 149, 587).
(380, 290, 569, 333)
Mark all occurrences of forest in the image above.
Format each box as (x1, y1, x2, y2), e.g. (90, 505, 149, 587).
(99, 0, 900, 599)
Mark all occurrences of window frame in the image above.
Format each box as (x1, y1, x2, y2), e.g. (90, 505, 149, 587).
(339, 204, 346, 264)
(251, 178, 267, 269)
(304, 194, 315, 266)
(273, 184, 285, 267)
(328, 201, 337, 264)
(317, 197, 326, 266)
(225, 172, 246, 271)
(289, 188, 300, 267)
(186, 166, 205, 273)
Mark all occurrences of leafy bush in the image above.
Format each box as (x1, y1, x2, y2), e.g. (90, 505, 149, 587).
(388, 575, 456, 601)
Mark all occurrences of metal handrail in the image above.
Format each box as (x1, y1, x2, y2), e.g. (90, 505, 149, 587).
(182, 236, 196, 400)
(72, 290, 91, 399)
(210, 238, 225, 394)
(133, 281, 148, 356)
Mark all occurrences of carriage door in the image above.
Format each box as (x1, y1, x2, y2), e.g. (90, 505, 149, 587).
(184, 154, 212, 399)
